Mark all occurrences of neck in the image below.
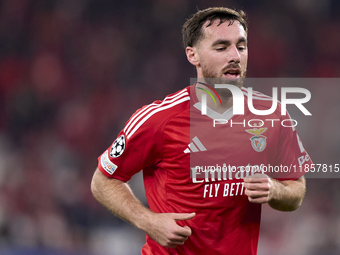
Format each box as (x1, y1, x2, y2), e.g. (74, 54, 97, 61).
(195, 82, 234, 114)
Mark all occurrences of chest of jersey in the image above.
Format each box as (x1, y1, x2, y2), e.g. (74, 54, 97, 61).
(155, 109, 279, 210)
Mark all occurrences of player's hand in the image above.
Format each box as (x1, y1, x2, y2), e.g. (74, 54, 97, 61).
(244, 173, 276, 204)
(146, 212, 195, 248)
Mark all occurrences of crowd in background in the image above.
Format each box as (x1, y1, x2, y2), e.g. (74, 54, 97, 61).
(0, 0, 339, 254)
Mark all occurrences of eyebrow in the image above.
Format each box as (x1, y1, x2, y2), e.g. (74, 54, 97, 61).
(211, 37, 247, 47)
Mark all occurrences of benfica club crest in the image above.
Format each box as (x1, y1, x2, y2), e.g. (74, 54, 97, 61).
(245, 128, 267, 152)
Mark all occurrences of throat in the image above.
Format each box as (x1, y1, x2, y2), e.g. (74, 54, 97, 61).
(196, 86, 234, 114)
(210, 97, 233, 114)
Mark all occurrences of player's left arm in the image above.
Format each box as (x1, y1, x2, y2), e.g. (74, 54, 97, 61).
(244, 174, 306, 211)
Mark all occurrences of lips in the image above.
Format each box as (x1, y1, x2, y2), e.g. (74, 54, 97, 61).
(224, 69, 241, 80)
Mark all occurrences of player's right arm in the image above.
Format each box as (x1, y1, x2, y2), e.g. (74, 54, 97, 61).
(91, 168, 195, 248)
(93, 89, 193, 247)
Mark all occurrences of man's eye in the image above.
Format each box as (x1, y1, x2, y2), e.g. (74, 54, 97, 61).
(238, 46, 246, 51)
(216, 47, 226, 51)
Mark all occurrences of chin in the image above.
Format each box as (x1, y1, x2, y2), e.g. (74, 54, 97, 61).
(214, 77, 244, 88)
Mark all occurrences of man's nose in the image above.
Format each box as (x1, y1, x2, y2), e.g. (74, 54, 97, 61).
(228, 45, 241, 63)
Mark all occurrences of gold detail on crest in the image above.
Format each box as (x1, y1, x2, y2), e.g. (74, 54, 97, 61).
(245, 128, 267, 137)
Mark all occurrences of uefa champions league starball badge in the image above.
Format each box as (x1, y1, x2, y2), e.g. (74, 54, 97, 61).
(110, 135, 126, 157)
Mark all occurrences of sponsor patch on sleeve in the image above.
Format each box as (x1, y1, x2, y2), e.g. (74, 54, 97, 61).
(101, 150, 118, 175)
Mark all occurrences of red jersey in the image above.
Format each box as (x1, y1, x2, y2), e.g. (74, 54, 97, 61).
(98, 84, 311, 255)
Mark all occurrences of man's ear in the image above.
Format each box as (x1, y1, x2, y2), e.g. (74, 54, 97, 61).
(186, 46, 200, 67)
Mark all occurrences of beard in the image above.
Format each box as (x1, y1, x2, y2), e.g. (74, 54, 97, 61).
(200, 63, 247, 98)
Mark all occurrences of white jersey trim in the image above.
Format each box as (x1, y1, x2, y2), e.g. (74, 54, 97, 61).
(241, 87, 273, 100)
(124, 88, 188, 135)
(124, 89, 190, 139)
(126, 96, 190, 139)
(124, 89, 189, 133)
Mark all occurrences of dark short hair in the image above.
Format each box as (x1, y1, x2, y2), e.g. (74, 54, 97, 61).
(182, 7, 248, 48)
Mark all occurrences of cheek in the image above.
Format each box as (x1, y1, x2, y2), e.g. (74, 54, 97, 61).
(204, 55, 222, 68)
(201, 59, 220, 73)
(241, 54, 248, 68)
(200, 53, 214, 67)
(199, 49, 219, 63)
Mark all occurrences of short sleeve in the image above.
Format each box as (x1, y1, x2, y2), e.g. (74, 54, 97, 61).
(273, 115, 312, 180)
(97, 107, 164, 182)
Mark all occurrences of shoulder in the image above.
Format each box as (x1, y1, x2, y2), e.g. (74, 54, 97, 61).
(241, 87, 278, 106)
(123, 87, 190, 140)
(241, 87, 284, 117)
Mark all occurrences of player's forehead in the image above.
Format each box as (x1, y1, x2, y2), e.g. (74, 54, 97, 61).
(200, 19, 247, 44)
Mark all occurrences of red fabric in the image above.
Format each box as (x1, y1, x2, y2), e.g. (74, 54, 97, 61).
(98, 84, 312, 255)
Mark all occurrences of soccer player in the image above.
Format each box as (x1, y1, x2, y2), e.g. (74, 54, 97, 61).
(91, 7, 312, 255)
